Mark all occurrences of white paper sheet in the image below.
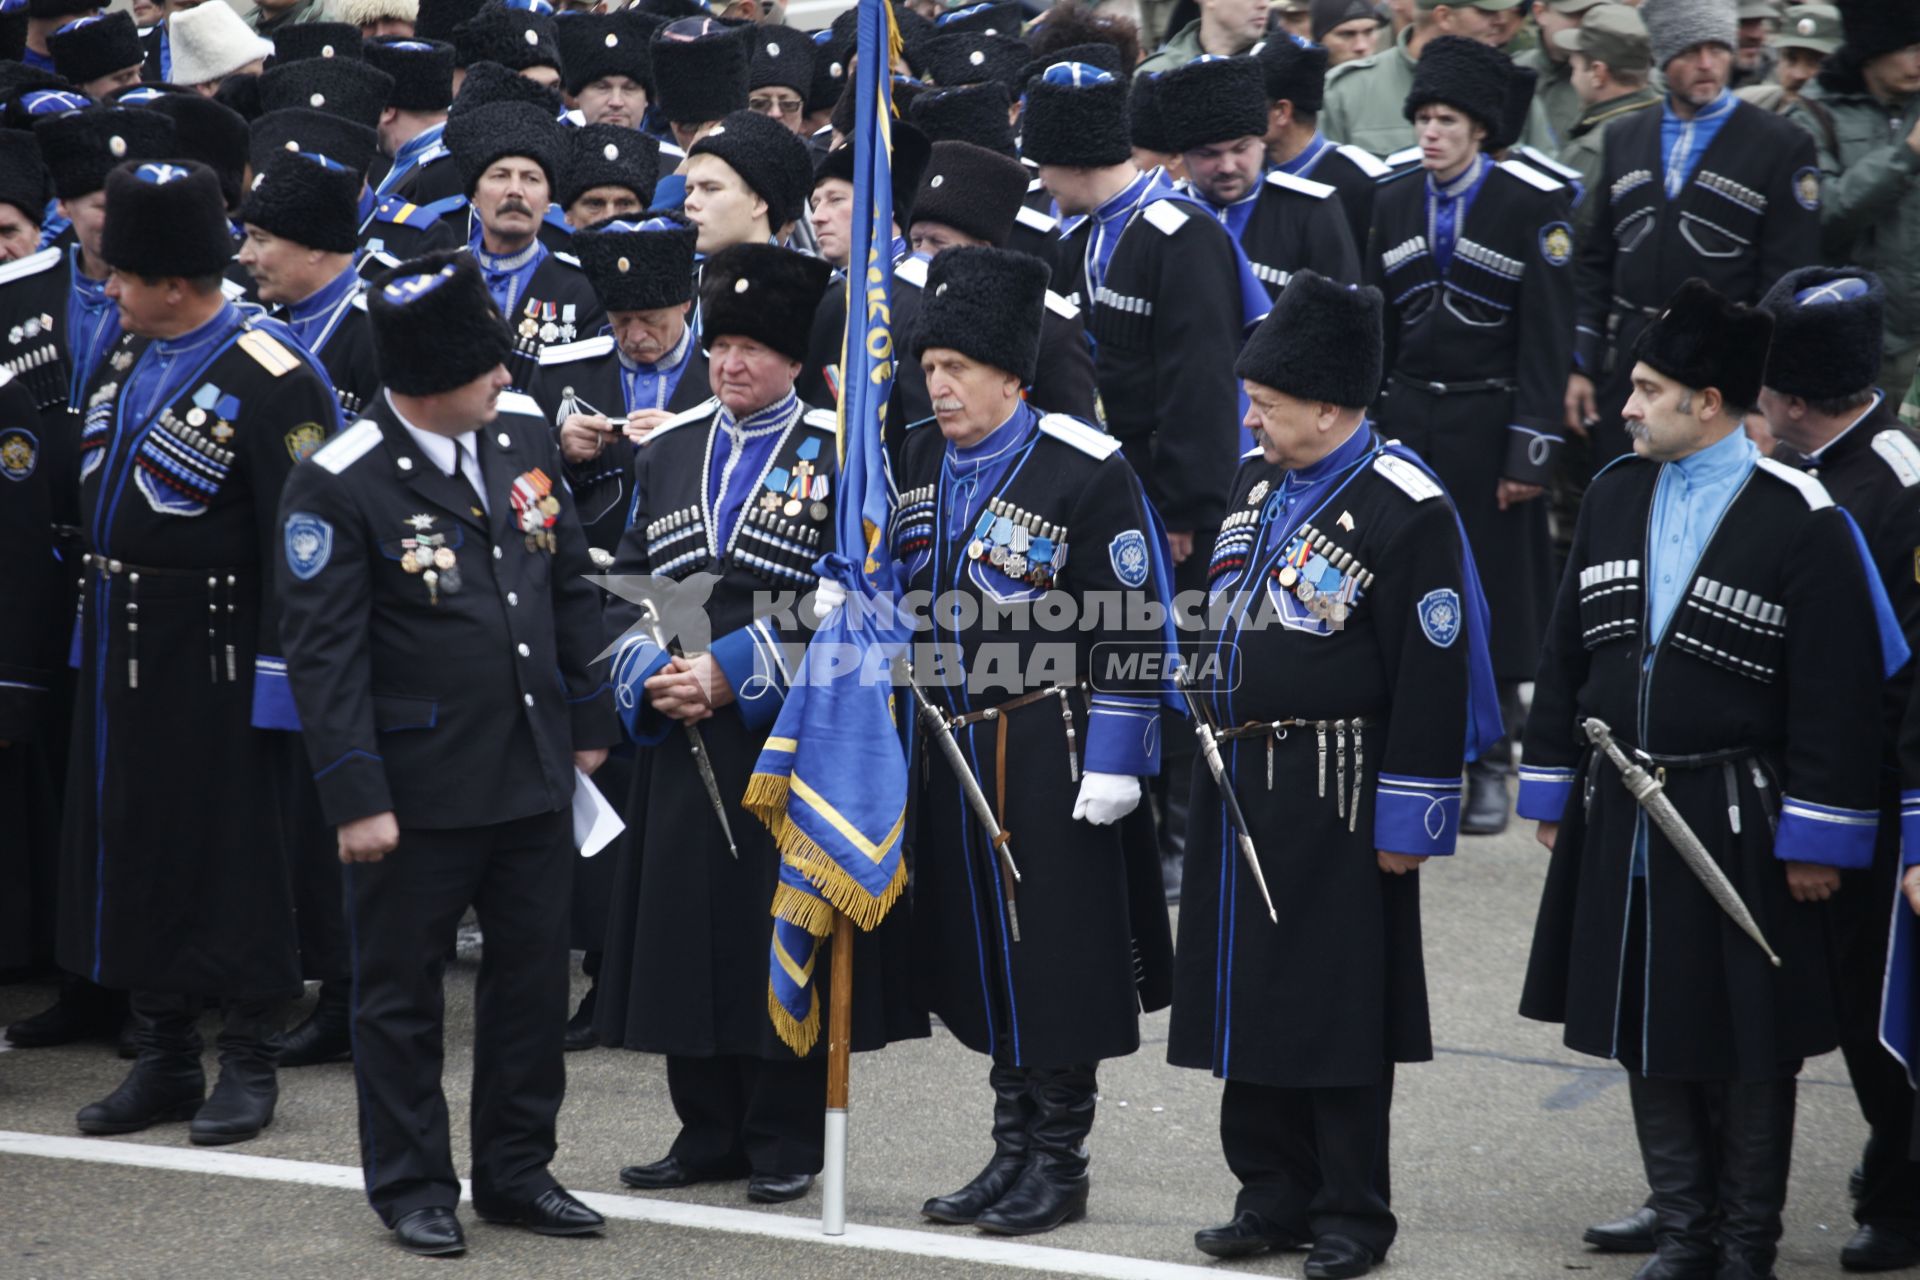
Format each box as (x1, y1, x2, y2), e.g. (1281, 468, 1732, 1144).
(572, 766, 625, 858)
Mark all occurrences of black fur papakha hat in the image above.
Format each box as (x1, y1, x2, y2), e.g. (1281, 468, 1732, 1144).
(101, 159, 233, 278)
(142, 92, 250, 208)
(1156, 54, 1270, 152)
(934, 1, 1023, 37)
(448, 57, 563, 116)
(446, 97, 562, 194)
(266, 22, 365, 66)
(1126, 67, 1175, 153)
(1760, 266, 1887, 402)
(906, 138, 1028, 247)
(238, 148, 362, 252)
(555, 10, 652, 96)
(1837, 0, 1920, 62)
(48, 12, 143, 87)
(572, 212, 698, 312)
(911, 244, 1048, 384)
(35, 103, 175, 199)
(259, 54, 394, 128)
(1254, 32, 1327, 112)
(557, 120, 658, 208)
(28, 0, 95, 20)
(917, 30, 1028, 89)
(698, 242, 832, 362)
(1632, 277, 1775, 410)
(1403, 33, 1510, 133)
(1235, 270, 1385, 408)
(1021, 61, 1129, 167)
(907, 80, 1016, 157)
(249, 106, 379, 178)
(749, 23, 814, 96)
(1015, 41, 1120, 90)
(364, 37, 455, 113)
(0, 128, 49, 222)
(414, 0, 485, 43)
(687, 107, 813, 229)
(811, 117, 930, 227)
(650, 17, 747, 124)
(369, 249, 514, 394)
(1489, 62, 1535, 153)
(452, 0, 559, 72)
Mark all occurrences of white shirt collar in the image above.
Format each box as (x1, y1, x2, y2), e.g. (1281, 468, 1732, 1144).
(387, 389, 477, 475)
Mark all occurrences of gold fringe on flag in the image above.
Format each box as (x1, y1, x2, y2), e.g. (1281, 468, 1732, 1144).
(768, 982, 821, 1057)
(744, 769, 910, 934)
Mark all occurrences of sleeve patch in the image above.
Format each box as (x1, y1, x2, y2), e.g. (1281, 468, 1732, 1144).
(1872, 428, 1920, 488)
(1108, 529, 1150, 586)
(0, 428, 38, 480)
(1540, 221, 1573, 266)
(1417, 587, 1461, 648)
(1794, 166, 1821, 211)
(285, 422, 328, 462)
(284, 511, 335, 580)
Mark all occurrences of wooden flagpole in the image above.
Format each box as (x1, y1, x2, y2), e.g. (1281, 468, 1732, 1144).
(822, 909, 855, 1235)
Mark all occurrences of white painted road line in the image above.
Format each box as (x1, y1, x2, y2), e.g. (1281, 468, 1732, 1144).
(0, 1130, 1232, 1280)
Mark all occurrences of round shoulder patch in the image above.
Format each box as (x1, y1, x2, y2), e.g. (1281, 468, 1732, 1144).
(1417, 587, 1461, 648)
(285, 422, 328, 463)
(1540, 221, 1573, 267)
(0, 428, 37, 481)
(1793, 166, 1821, 212)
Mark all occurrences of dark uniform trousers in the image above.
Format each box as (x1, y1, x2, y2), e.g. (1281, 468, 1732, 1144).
(665, 1054, 828, 1177)
(344, 809, 572, 1223)
(1221, 1072, 1398, 1257)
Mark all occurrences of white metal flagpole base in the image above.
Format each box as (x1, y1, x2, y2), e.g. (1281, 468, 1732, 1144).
(821, 1107, 849, 1235)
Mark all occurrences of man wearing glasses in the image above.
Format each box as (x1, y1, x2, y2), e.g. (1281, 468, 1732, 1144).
(748, 26, 815, 135)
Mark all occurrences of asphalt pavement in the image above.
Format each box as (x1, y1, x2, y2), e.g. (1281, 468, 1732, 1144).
(0, 812, 1881, 1279)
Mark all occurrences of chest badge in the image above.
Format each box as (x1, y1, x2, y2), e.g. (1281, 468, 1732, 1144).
(1246, 480, 1269, 505)
(511, 467, 561, 552)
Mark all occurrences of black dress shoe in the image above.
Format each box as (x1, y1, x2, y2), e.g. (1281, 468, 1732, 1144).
(278, 985, 352, 1068)
(393, 1206, 465, 1256)
(1304, 1233, 1376, 1280)
(747, 1172, 814, 1204)
(1584, 1204, 1658, 1253)
(1843, 1224, 1920, 1272)
(475, 1187, 605, 1236)
(619, 1156, 746, 1190)
(1194, 1210, 1307, 1259)
(563, 1010, 597, 1053)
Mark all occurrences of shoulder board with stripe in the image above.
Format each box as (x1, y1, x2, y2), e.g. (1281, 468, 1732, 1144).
(802, 407, 837, 432)
(0, 366, 13, 388)
(564, 108, 585, 126)
(0, 246, 60, 287)
(1499, 158, 1564, 193)
(376, 196, 451, 228)
(312, 417, 382, 474)
(1754, 455, 1835, 509)
(643, 396, 720, 444)
(1015, 204, 1058, 233)
(413, 143, 449, 167)
(538, 334, 614, 365)
(1518, 145, 1582, 182)
(894, 255, 929, 288)
(1334, 143, 1390, 179)
(495, 390, 543, 420)
(1038, 413, 1120, 459)
(361, 247, 401, 270)
(1026, 176, 1045, 194)
(1872, 427, 1920, 488)
(1265, 169, 1335, 199)
(238, 328, 299, 377)
(1384, 145, 1424, 171)
(220, 276, 248, 301)
(553, 250, 582, 268)
(659, 140, 687, 162)
(1373, 451, 1442, 502)
(1142, 199, 1189, 236)
(1043, 289, 1078, 319)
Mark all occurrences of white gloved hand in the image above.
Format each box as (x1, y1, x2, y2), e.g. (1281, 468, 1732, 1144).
(811, 578, 848, 622)
(1072, 771, 1142, 826)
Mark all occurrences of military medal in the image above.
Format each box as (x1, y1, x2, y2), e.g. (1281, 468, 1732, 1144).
(1247, 480, 1269, 505)
(212, 421, 234, 444)
(110, 350, 132, 372)
(187, 407, 207, 428)
(509, 467, 561, 552)
(423, 567, 439, 604)
(539, 321, 559, 344)
(809, 501, 828, 522)
(967, 539, 986, 560)
(432, 546, 455, 570)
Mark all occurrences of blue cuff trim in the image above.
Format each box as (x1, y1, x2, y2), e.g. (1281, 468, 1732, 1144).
(1776, 795, 1878, 869)
(712, 618, 789, 733)
(314, 748, 381, 779)
(1374, 772, 1461, 856)
(1085, 698, 1161, 777)
(1901, 790, 1920, 868)
(1516, 765, 1577, 821)
(249, 658, 302, 731)
(611, 631, 672, 745)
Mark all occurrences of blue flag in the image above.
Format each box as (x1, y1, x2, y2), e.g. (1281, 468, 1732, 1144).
(745, 0, 912, 1055)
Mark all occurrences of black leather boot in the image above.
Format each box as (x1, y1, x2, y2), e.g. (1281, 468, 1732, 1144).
(975, 1063, 1093, 1236)
(565, 976, 599, 1053)
(76, 991, 204, 1135)
(1628, 1074, 1720, 1280)
(277, 982, 351, 1068)
(190, 998, 283, 1146)
(7, 975, 126, 1048)
(1463, 685, 1521, 836)
(1585, 1201, 1658, 1253)
(1714, 1077, 1795, 1280)
(923, 1063, 1033, 1225)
